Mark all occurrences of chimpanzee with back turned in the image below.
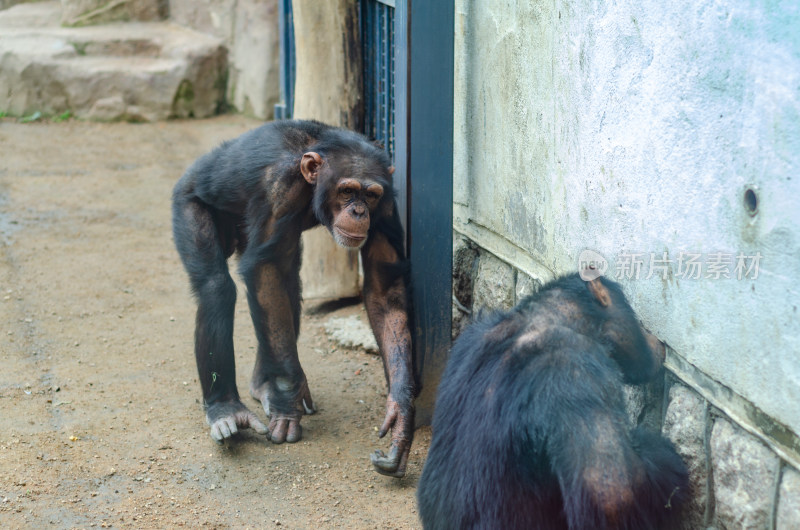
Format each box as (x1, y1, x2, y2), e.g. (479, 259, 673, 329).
(172, 120, 414, 477)
(417, 272, 689, 528)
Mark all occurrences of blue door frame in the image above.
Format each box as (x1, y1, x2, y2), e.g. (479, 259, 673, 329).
(276, 0, 454, 426)
(274, 0, 295, 120)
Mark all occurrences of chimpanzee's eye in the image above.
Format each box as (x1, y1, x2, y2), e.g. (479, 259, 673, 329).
(366, 191, 380, 200)
(341, 187, 355, 197)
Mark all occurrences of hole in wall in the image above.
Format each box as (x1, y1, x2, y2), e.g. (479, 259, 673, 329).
(743, 187, 758, 216)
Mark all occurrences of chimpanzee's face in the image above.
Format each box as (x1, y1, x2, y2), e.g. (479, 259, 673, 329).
(300, 149, 393, 250)
(328, 177, 384, 249)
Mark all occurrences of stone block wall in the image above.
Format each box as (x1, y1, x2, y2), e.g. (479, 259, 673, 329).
(452, 232, 800, 530)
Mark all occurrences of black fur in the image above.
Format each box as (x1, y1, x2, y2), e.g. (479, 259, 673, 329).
(172, 119, 403, 424)
(417, 273, 688, 529)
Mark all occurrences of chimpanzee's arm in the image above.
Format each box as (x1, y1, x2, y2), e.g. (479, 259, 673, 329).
(361, 209, 415, 478)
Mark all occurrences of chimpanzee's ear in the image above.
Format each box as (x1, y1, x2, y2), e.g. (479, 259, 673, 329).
(586, 278, 612, 307)
(301, 152, 324, 185)
(388, 166, 395, 176)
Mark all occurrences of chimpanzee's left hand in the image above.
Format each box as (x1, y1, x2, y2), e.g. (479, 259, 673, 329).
(371, 395, 414, 477)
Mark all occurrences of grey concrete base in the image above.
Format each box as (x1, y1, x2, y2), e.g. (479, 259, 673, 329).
(0, 2, 226, 121)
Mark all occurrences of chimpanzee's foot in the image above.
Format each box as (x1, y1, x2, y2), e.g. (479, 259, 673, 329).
(250, 378, 315, 444)
(205, 400, 269, 442)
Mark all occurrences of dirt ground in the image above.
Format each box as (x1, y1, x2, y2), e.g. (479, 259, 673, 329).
(0, 116, 431, 529)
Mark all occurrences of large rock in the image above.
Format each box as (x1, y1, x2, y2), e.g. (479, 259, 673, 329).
(0, 2, 226, 121)
(0, 1, 61, 25)
(60, 0, 168, 27)
(777, 467, 800, 530)
(452, 234, 478, 338)
(514, 270, 541, 304)
(0, 0, 39, 10)
(169, 0, 236, 39)
(227, 0, 279, 118)
(170, 0, 279, 120)
(453, 234, 478, 307)
(710, 418, 779, 529)
(472, 252, 515, 312)
(663, 384, 709, 529)
(621, 376, 664, 432)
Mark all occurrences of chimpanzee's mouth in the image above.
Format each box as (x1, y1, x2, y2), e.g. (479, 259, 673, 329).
(336, 228, 365, 241)
(333, 227, 367, 249)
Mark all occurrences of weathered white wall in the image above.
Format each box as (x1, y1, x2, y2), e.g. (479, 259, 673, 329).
(454, 0, 800, 433)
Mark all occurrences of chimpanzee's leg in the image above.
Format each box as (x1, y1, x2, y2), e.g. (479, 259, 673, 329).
(241, 233, 314, 444)
(172, 196, 267, 441)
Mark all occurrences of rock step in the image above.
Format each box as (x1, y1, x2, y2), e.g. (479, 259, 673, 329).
(0, 2, 227, 121)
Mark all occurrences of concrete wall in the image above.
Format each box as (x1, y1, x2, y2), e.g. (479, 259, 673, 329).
(455, 0, 799, 438)
(454, 1, 799, 526)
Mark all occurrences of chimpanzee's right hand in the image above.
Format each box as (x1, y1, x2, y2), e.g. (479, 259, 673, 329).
(371, 395, 414, 478)
(206, 400, 269, 442)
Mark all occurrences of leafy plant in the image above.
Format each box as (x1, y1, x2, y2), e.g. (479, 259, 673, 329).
(54, 110, 72, 123)
(19, 111, 42, 123)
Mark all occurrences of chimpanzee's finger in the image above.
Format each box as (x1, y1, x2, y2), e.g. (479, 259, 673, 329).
(268, 415, 303, 443)
(269, 418, 288, 443)
(210, 419, 233, 442)
(225, 418, 239, 436)
(285, 420, 302, 443)
(210, 422, 225, 442)
(378, 409, 397, 439)
(245, 412, 269, 435)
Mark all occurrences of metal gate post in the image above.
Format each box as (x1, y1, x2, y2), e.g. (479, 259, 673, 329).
(399, 0, 454, 427)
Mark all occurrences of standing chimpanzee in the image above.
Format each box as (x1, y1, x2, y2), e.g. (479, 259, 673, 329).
(172, 120, 414, 477)
(417, 273, 689, 528)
